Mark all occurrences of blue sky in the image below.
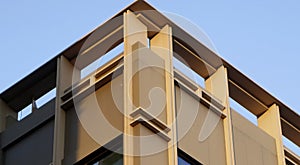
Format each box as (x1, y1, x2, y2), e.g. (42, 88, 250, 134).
(0, 0, 299, 156)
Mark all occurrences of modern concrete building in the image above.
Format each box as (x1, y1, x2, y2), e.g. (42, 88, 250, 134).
(0, 1, 299, 165)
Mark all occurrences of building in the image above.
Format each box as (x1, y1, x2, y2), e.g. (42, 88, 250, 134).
(0, 0, 299, 164)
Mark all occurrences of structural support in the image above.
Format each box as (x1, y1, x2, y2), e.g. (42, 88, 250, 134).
(52, 56, 79, 165)
(150, 24, 178, 165)
(205, 66, 235, 165)
(124, 10, 148, 165)
(0, 99, 16, 132)
(258, 104, 286, 165)
(124, 10, 177, 165)
(0, 99, 16, 165)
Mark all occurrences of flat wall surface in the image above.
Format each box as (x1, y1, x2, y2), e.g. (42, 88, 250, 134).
(231, 110, 278, 165)
(176, 86, 227, 165)
(3, 119, 54, 165)
(64, 75, 124, 164)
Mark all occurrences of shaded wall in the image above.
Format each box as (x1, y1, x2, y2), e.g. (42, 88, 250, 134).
(2, 100, 55, 165)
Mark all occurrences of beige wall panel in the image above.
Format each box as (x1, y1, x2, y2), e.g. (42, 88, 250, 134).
(133, 124, 169, 165)
(233, 129, 248, 165)
(208, 119, 229, 165)
(131, 63, 167, 123)
(63, 108, 100, 164)
(245, 135, 264, 164)
(64, 75, 124, 164)
(262, 147, 278, 165)
(232, 110, 278, 165)
(232, 110, 277, 153)
(176, 86, 227, 165)
(96, 75, 124, 132)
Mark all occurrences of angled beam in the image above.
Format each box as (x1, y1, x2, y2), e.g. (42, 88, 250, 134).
(281, 118, 300, 147)
(284, 147, 300, 165)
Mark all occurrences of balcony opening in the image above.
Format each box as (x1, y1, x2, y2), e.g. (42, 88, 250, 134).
(17, 88, 56, 121)
(229, 97, 257, 125)
(81, 43, 124, 79)
(17, 104, 31, 121)
(283, 136, 300, 158)
(173, 57, 205, 88)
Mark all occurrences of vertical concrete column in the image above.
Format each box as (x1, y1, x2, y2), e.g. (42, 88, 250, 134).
(0, 99, 16, 165)
(150, 25, 178, 165)
(258, 104, 286, 165)
(52, 56, 79, 165)
(0, 99, 16, 132)
(124, 10, 177, 165)
(124, 10, 148, 165)
(205, 66, 235, 165)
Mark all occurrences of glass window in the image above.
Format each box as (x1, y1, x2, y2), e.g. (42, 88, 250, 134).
(91, 152, 123, 165)
(178, 156, 191, 165)
(178, 149, 202, 165)
(87, 140, 123, 165)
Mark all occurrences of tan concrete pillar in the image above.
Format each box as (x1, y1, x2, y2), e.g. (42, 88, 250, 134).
(52, 56, 80, 165)
(258, 104, 286, 165)
(205, 66, 235, 165)
(124, 10, 177, 165)
(150, 25, 178, 165)
(124, 10, 148, 165)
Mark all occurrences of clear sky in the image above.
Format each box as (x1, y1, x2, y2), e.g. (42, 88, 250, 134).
(0, 0, 299, 155)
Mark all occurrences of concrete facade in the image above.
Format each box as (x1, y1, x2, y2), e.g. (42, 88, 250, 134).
(0, 1, 299, 165)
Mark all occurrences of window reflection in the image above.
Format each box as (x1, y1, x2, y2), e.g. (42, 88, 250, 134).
(178, 156, 191, 165)
(178, 149, 202, 165)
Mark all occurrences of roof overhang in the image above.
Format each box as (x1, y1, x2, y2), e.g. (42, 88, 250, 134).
(0, 58, 57, 111)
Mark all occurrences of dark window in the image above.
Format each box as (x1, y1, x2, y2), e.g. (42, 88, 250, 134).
(89, 151, 122, 165)
(78, 135, 205, 165)
(178, 149, 202, 165)
(286, 158, 296, 165)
